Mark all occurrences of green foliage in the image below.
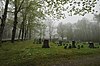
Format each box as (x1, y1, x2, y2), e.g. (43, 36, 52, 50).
(42, 0, 99, 18)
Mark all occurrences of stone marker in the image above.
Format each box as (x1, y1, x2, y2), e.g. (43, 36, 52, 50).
(68, 44, 72, 49)
(72, 40, 76, 48)
(81, 45, 84, 48)
(42, 39, 50, 48)
(88, 42, 94, 48)
(77, 45, 80, 49)
(59, 40, 63, 46)
(39, 38, 42, 44)
(64, 44, 68, 49)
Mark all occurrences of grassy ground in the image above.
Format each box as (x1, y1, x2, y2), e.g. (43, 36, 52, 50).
(0, 40, 100, 66)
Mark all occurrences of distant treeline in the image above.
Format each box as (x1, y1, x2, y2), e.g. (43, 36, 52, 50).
(57, 17, 100, 42)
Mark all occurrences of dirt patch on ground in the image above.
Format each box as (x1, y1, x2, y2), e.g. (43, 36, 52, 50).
(52, 55, 100, 66)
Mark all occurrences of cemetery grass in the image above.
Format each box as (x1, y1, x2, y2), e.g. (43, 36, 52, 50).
(0, 40, 100, 66)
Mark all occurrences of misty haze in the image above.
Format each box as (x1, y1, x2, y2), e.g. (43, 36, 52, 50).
(0, 0, 100, 66)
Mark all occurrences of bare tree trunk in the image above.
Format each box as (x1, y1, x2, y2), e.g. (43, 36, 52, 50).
(11, 12, 18, 43)
(0, 0, 9, 43)
(21, 21, 25, 41)
(49, 35, 51, 41)
(18, 27, 22, 40)
(29, 28, 32, 40)
(24, 25, 28, 40)
(61, 36, 63, 41)
(11, 0, 24, 43)
(11, 0, 18, 43)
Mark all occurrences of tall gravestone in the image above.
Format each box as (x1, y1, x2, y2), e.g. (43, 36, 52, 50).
(42, 39, 50, 48)
(72, 40, 76, 48)
(59, 40, 63, 46)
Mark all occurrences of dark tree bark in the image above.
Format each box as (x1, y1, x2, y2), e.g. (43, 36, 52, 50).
(29, 28, 32, 39)
(11, 0, 24, 43)
(25, 25, 29, 40)
(21, 14, 27, 40)
(49, 35, 51, 41)
(0, 0, 9, 43)
(21, 21, 25, 41)
(24, 25, 28, 40)
(18, 25, 22, 40)
(11, 0, 18, 43)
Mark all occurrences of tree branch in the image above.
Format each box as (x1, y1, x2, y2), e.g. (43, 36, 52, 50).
(17, 0, 24, 13)
(7, 11, 14, 13)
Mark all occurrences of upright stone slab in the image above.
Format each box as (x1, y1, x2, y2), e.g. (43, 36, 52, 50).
(42, 39, 50, 48)
(68, 44, 72, 49)
(59, 40, 63, 46)
(88, 42, 94, 48)
(72, 40, 76, 48)
(77, 45, 80, 49)
(81, 45, 84, 48)
(39, 38, 42, 44)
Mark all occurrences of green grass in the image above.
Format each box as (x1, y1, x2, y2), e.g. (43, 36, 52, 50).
(0, 40, 100, 66)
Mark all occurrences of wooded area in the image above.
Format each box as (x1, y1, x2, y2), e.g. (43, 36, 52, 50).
(0, 0, 99, 43)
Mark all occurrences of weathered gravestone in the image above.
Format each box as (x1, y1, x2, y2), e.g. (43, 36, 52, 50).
(64, 44, 68, 49)
(81, 45, 84, 48)
(64, 46, 67, 49)
(39, 38, 42, 44)
(77, 45, 80, 49)
(88, 42, 94, 48)
(42, 39, 50, 48)
(68, 44, 72, 49)
(58, 40, 63, 46)
(72, 40, 76, 48)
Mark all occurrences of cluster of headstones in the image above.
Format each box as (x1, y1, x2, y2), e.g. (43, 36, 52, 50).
(63, 41, 99, 49)
(33, 39, 99, 49)
(88, 42, 99, 48)
(63, 41, 84, 49)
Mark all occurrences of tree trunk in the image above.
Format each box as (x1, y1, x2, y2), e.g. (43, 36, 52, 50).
(18, 27, 22, 40)
(61, 36, 63, 41)
(11, 0, 18, 43)
(11, 12, 18, 43)
(21, 21, 25, 41)
(49, 35, 51, 41)
(29, 28, 32, 39)
(24, 25, 27, 40)
(0, 0, 9, 43)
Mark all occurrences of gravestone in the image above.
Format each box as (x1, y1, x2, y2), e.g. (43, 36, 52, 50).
(64, 46, 67, 49)
(42, 39, 50, 48)
(77, 45, 80, 49)
(68, 44, 72, 49)
(59, 40, 63, 46)
(81, 45, 84, 48)
(88, 42, 94, 48)
(39, 38, 42, 44)
(64, 44, 68, 49)
(72, 40, 76, 48)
